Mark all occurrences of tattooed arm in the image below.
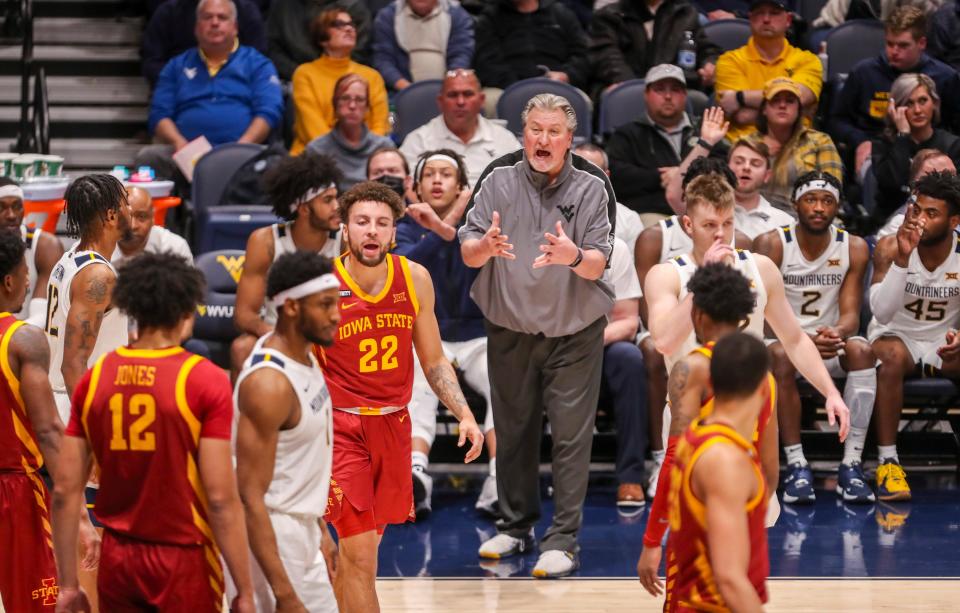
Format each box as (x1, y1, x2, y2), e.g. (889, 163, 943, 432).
(667, 354, 711, 437)
(409, 262, 484, 463)
(61, 265, 117, 396)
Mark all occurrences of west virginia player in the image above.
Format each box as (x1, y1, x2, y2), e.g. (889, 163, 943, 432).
(317, 181, 484, 612)
(638, 263, 778, 597)
(52, 253, 255, 612)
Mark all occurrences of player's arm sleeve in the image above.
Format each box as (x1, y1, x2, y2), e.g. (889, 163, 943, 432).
(65, 369, 93, 437)
(189, 360, 234, 440)
(869, 261, 908, 325)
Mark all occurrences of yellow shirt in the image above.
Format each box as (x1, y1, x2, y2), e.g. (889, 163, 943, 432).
(290, 56, 391, 155)
(716, 37, 823, 140)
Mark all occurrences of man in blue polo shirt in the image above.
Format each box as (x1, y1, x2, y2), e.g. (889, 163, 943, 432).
(136, 0, 283, 194)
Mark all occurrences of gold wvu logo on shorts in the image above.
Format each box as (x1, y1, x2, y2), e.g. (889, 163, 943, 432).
(828, 258, 841, 267)
(32, 577, 58, 605)
(393, 291, 407, 303)
(216, 254, 245, 284)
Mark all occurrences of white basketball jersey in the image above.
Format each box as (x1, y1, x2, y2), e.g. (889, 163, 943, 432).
(777, 224, 850, 334)
(16, 225, 41, 319)
(666, 249, 768, 370)
(262, 223, 341, 325)
(234, 334, 333, 518)
(868, 233, 960, 343)
(46, 250, 129, 394)
(658, 215, 694, 263)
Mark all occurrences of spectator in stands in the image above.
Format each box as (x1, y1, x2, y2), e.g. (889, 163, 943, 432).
(727, 137, 795, 236)
(290, 8, 389, 155)
(138, 0, 283, 195)
(832, 6, 960, 180)
(267, 0, 372, 81)
(393, 149, 500, 518)
(306, 73, 395, 190)
(870, 73, 960, 223)
(112, 187, 193, 265)
(373, 0, 475, 93)
(367, 146, 417, 203)
(929, 0, 960, 72)
(400, 69, 521, 186)
(745, 77, 842, 211)
(716, 0, 822, 141)
(687, 0, 753, 20)
(588, 0, 721, 92)
(474, 0, 589, 117)
(877, 148, 956, 237)
(808, 0, 897, 49)
(605, 65, 728, 226)
(573, 144, 644, 252)
(141, 0, 267, 87)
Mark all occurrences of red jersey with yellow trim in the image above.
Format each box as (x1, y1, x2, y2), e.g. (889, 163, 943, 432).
(0, 313, 45, 473)
(664, 419, 769, 612)
(317, 253, 419, 415)
(65, 346, 233, 545)
(693, 341, 777, 448)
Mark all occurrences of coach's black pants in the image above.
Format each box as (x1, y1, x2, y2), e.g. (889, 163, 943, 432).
(485, 317, 605, 554)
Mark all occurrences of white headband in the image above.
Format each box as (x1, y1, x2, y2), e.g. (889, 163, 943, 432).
(416, 154, 460, 182)
(0, 185, 24, 200)
(290, 182, 336, 214)
(269, 273, 339, 307)
(794, 179, 840, 203)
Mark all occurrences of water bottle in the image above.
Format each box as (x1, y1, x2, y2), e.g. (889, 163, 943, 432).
(678, 30, 697, 70)
(818, 41, 829, 81)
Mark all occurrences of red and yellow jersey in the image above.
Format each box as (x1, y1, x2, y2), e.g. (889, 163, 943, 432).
(0, 313, 44, 474)
(693, 341, 777, 448)
(317, 254, 419, 415)
(65, 346, 233, 546)
(664, 419, 769, 612)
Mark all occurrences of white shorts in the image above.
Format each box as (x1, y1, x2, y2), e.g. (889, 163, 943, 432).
(764, 336, 869, 377)
(868, 328, 942, 369)
(54, 390, 71, 425)
(247, 511, 337, 613)
(409, 337, 493, 446)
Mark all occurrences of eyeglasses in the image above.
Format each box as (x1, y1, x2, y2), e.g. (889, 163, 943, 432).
(337, 95, 368, 106)
(445, 68, 475, 78)
(331, 19, 355, 30)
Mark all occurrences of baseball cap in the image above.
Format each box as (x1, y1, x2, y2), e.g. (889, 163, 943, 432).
(644, 64, 686, 88)
(763, 77, 801, 100)
(749, 0, 789, 11)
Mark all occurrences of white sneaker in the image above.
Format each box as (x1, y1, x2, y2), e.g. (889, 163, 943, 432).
(475, 474, 499, 516)
(412, 467, 433, 519)
(647, 456, 664, 500)
(532, 550, 578, 578)
(478, 530, 534, 559)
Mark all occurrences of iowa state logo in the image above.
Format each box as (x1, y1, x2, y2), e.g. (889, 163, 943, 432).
(216, 254, 245, 284)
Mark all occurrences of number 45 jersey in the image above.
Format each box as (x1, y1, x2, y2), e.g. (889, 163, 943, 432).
(868, 232, 960, 343)
(65, 346, 233, 544)
(316, 254, 419, 416)
(775, 224, 849, 334)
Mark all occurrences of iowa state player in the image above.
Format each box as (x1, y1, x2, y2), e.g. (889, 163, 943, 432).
(664, 333, 771, 612)
(317, 182, 484, 612)
(52, 253, 255, 613)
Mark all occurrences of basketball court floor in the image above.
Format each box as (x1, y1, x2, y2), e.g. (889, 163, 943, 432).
(375, 468, 960, 611)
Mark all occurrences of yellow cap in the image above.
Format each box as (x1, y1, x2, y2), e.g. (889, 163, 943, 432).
(763, 77, 801, 100)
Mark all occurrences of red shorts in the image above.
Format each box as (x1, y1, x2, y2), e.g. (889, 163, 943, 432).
(98, 530, 223, 612)
(325, 409, 414, 538)
(0, 472, 58, 612)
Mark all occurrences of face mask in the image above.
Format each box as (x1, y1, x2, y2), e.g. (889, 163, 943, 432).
(376, 174, 406, 198)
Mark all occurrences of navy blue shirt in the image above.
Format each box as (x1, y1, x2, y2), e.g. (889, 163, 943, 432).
(393, 215, 484, 342)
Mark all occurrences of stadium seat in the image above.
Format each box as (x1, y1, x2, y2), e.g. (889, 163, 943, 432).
(702, 19, 751, 53)
(496, 77, 592, 143)
(798, 0, 828, 23)
(192, 249, 245, 368)
(824, 19, 885, 81)
(598, 80, 714, 137)
(392, 79, 443, 143)
(191, 143, 279, 254)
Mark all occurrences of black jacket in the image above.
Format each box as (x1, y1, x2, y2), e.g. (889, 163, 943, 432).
(588, 0, 721, 91)
(474, 0, 590, 90)
(928, 2, 960, 73)
(871, 129, 960, 222)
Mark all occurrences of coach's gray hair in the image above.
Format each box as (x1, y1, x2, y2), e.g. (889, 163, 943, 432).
(521, 93, 578, 133)
(197, 0, 237, 22)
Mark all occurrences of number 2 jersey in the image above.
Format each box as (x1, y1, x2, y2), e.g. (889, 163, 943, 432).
(65, 346, 233, 546)
(868, 232, 960, 343)
(317, 253, 419, 414)
(775, 224, 849, 334)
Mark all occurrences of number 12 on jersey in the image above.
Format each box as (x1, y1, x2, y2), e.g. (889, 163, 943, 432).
(109, 392, 157, 451)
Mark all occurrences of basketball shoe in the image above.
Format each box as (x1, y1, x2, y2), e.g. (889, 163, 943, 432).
(876, 459, 911, 502)
(412, 465, 433, 518)
(781, 462, 815, 504)
(837, 462, 876, 503)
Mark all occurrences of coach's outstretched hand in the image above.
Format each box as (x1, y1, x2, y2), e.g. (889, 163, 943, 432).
(55, 587, 90, 613)
(481, 211, 515, 260)
(458, 415, 485, 463)
(534, 221, 579, 268)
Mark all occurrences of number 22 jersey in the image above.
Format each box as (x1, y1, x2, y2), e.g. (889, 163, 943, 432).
(317, 254, 419, 415)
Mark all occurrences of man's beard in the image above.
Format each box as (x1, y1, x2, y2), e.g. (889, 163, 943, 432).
(307, 208, 336, 233)
(348, 238, 388, 267)
(299, 310, 335, 347)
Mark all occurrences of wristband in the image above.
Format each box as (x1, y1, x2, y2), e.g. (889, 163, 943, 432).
(735, 90, 746, 108)
(568, 247, 584, 268)
(697, 137, 714, 151)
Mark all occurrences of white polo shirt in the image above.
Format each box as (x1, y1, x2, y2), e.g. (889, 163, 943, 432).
(112, 226, 194, 266)
(400, 114, 521, 187)
(609, 238, 642, 301)
(734, 195, 795, 240)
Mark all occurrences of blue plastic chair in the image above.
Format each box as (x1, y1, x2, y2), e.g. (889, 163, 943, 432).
(191, 143, 279, 254)
(824, 19, 885, 80)
(393, 79, 443, 143)
(702, 19, 751, 53)
(496, 77, 592, 142)
(192, 249, 245, 367)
